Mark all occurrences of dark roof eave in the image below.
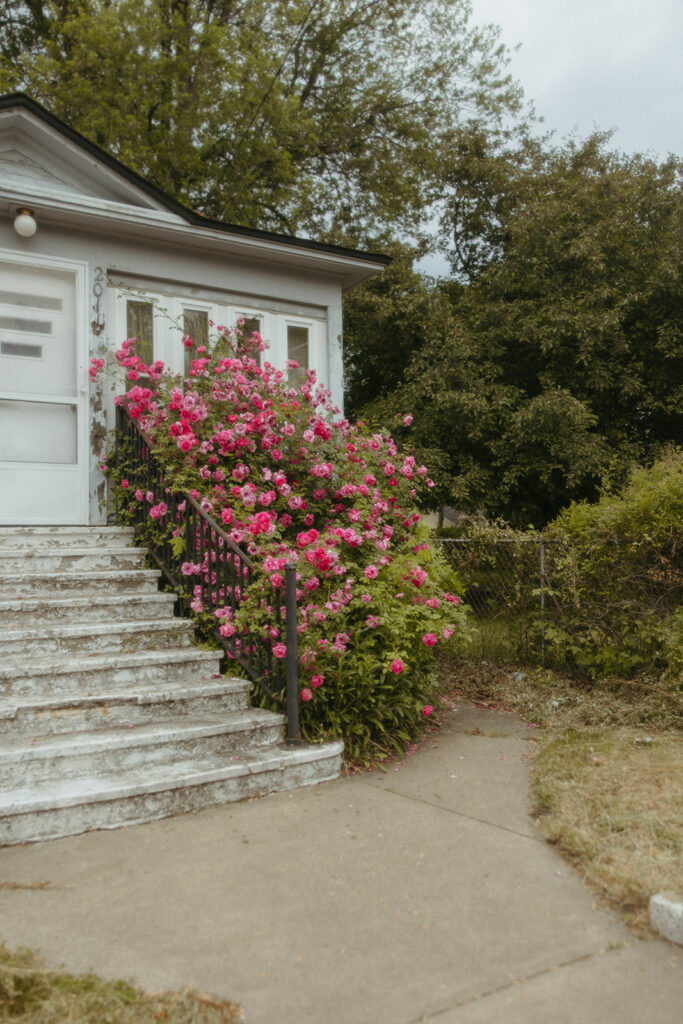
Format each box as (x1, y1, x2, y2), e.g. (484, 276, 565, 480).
(0, 92, 392, 268)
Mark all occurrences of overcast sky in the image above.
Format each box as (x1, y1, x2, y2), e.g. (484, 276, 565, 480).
(470, 0, 683, 158)
(419, 0, 682, 274)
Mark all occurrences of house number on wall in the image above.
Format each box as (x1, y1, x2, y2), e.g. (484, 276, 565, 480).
(91, 266, 105, 335)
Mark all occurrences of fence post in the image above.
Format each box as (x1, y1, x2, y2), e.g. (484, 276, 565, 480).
(285, 564, 301, 745)
(539, 537, 546, 668)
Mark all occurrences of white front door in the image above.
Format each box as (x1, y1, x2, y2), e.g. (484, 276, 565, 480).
(0, 254, 88, 524)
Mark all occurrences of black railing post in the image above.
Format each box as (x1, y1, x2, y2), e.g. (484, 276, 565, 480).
(285, 563, 301, 744)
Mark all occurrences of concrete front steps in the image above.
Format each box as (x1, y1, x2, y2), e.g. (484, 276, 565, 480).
(0, 526, 342, 846)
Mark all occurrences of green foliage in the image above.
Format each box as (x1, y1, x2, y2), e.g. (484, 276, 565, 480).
(348, 133, 683, 526)
(288, 538, 464, 760)
(343, 244, 456, 416)
(544, 451, 683, 684)
(0, 0, 521, 243)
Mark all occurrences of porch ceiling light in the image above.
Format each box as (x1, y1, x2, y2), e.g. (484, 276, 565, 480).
(14, 208, 37, 238)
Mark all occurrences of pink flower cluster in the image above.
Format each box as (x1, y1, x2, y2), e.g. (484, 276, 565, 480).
(113, 326, 463, 711)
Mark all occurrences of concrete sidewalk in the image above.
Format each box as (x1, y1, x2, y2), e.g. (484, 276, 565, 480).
(0, 701, 680, 1023)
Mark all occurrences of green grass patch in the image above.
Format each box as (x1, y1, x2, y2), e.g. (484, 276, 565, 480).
(0, 943, 242, 1023)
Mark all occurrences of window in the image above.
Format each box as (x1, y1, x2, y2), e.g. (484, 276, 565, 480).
(126, 300, 154, 366)
(182, 308, 209, 376)
(287, 324, 309, 386)
(114, 288, 326, 392)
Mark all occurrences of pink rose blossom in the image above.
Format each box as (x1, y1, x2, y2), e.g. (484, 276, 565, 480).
(390, 658, 404, 674)
(301, 687, 313, 702)
(422, 705, 433, 717)
(422, 633, 438, 647)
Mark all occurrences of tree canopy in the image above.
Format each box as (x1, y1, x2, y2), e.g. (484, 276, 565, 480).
(0, 0, 521, 241)
(344, 135, 683, 526)
(3, 4, 680, 527)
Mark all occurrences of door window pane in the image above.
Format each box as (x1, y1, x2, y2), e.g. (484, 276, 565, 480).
(126, 300, 154, 366)
(182, 309, 209, 376)
(0, 290, 62, 311)
(181, 308, 209, 376)
(240, 316, 261, 362)
(287, 325, 309, 386)
(0, 268, 75, 399)
(0, 314, 52, 333)
(0, 398, 77, 463)
(1, 342, 42, 359)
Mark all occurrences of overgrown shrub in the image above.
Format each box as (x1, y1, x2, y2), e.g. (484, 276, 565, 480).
(104, 323, 469, 762)
(544, 451, 683, 684)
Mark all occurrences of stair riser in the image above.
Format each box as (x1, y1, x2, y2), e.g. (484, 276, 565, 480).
(1, 551, 147, 574)
(3, 691, 251, 738)
(0, 749, 343, 845)
(0, 529, 135, 549)
(0, 625, 195, 659)
(2, 724, 284, 787)
(0, 655, 222, 699)
(0, 572, 163, 599)
(0, 596, 177, 628)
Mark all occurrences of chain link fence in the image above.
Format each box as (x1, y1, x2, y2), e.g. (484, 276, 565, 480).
(439, 537, 552, 666)
(438, 518, 681, 681)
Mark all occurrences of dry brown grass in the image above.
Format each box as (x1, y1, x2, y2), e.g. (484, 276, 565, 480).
(440, 656, 683, 930)
(440, 658, 682, 732)
(533, 728, 683, 929)
(0, 943, 243, 1023)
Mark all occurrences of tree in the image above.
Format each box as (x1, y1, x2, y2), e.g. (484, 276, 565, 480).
(346, 134, 683, 526)
(343, 244, 454, 415)
(0, 0, 521, 242)
(452, 134, 683, 454)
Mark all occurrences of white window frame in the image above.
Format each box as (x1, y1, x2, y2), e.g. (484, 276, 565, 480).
(111, 286, 326, 388)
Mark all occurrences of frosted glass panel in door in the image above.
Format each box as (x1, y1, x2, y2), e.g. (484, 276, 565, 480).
(0, 265, 75, 402)
(0, 399, 77, 463)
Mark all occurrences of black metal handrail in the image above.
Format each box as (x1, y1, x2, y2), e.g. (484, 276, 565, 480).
(115, 405, 300, 743)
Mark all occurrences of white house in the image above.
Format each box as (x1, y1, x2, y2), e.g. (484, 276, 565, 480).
(0, 93, 389, 527)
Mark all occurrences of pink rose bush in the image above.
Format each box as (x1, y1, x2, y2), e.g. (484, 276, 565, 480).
(109, 325, 468, 762)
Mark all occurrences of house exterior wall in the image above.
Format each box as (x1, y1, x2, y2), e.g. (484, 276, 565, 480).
(0, 220, 345, 525)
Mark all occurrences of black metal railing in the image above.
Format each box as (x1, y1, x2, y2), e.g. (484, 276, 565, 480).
(115, 405, 300, 743)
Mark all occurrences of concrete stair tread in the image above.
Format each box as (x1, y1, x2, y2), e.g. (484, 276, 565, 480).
(0, 647, 221, 680)
(0, 709, 285, 760)
(0, 523, 343, 843)
(0, 568, 160, 584)
(0, 526, 133, 536)
(1, 619, 195, 643)
(0, 677, 251, 718)
(0, 741, 344, 817)
(1, 545, 146, 557)
(0, 593, 176, 613)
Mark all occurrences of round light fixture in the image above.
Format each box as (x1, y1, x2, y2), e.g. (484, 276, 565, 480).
(14, 208, 37, 238)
